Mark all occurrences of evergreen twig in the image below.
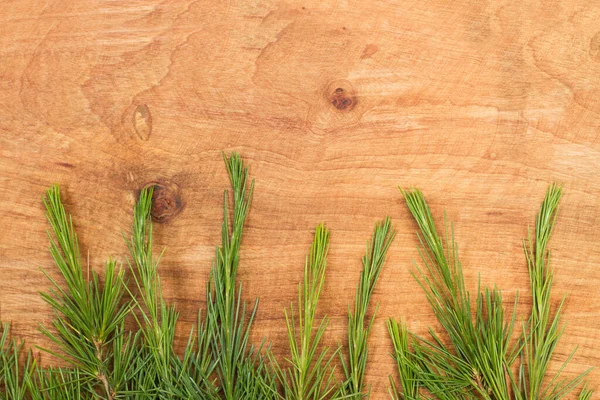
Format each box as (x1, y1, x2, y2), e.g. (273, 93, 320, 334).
(389, 184, 592, 400)
(39, 185, 130, 399)
(271, 223, 338, 400)
(126, 186, 218, 399)
(206, 152, 275, 399)
(339, 217, 395, 399)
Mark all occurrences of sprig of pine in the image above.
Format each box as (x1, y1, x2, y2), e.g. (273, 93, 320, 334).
(271, 223, 338, 400)
(400, 187, 517, 399)
(206, 152, 275, 399)
(0, 323, 35, 400)
(38, 185, 151, 399)
(519, 184, 582, 400)
(338, 217, 396, 399)
(389, 184, 593, 400)
(126, 186, 217, 399)
(39, 185, 130, 399)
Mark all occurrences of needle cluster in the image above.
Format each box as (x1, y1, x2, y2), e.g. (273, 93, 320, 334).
(388, 184, 592, 400)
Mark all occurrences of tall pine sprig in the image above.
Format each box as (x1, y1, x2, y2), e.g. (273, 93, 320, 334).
(206, 152, 274, 400)
(518, 184, 591, 400)
(127, 187, 217, 399)
(272, 223, 338, 400)
(339, 217, 395, 399)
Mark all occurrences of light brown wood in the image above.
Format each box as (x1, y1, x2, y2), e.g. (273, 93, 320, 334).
(1, 1, 599, 397)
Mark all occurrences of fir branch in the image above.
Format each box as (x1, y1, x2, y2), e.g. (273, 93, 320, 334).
(339, 217, 395, 399)
(272, 223, 338, 400)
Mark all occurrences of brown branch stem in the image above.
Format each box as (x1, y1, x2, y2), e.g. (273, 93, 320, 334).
(95, 339, 114, 400)
(98, 373, 113, 400)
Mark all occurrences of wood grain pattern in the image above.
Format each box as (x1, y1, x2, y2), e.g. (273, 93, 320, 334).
(1, 1, 599, 397)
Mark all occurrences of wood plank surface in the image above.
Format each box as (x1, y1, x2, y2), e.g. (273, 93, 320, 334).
(0, 1, 599, 397)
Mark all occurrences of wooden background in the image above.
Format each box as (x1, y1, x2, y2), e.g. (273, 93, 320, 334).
(1, 0, 599, 397)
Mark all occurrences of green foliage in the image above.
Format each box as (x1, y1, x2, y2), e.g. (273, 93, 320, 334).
(40, 185, 131, 398)
(389, 184, 592, 400)
(520, 185, 582, 400)
(578, 384, 594, 400)
(0, 152, 270, 398)
(28, 368, 93, 400)
(271, 223, 339, 400)
(126, 186, 217, 399)
(0, 156, 593, 399)
(205, 153, 275, 399)
(338, 217, 395, 399)
(0, 324, 35, 400)
(386, 320, 419, 400)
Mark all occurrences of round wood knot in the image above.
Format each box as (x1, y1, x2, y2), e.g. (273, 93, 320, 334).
(327, 83, 356, 112)
(142, 180, 184, 223)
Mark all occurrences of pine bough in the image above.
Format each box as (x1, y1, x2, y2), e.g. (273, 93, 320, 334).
(0, 154, 592, 399)
(389, 185, 592, 400)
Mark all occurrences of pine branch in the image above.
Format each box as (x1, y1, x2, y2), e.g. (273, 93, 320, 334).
(127, 186, 173, 392)
(397, 187, 514, 399)
(520, 184, 591, 400)
(391, 184, 591, 400)
(272, 223, 338, 400)
(339, 217, 395, 399)
(40, 185, 130, 399)
(206, 152, 274, 400)
(127, 187, 217, 399)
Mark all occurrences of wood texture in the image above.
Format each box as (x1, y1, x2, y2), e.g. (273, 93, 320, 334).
(1, 1, 599, 397)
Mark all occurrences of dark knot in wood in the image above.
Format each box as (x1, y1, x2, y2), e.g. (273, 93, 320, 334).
(329, 86, 356, 111)
(141, 180, 184, 223)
